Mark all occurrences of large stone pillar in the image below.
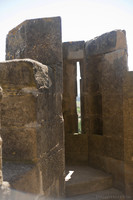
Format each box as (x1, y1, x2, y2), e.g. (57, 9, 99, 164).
(4, 16, 64, 198)
(0, 87, 3, 186)
(0, 59, 64, 197)
(80, 55, 103, 135)
(63, 60, 78, 134)
(85, 30, 128, 192)
(123, 72, 133, 197)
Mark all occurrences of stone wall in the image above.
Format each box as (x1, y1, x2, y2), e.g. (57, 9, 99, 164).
(86, 30, 128, 191)
(123, 72, 133, 196)
(63, 41, 89, 165)
(0, 59, 64, 197)
(0, 138, 2, 186)
(3, 16, 64, 198)
(3, 15, 133, 197)
(63, 30, 130, 194)
(63, 41, 85, 134)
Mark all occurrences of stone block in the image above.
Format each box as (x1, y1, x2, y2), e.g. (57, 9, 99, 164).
(88, 155, 125, 191)
(80, 55, 102, 80)
(89, 116, 103, 135)
(102, 94, 123, 117)
(101, 50, 127, 95)
(1, 127, 37, 162)
(0, 138, 2, 185)
(104, 157, 125, 191)
(105, 136, 124, 160)
(1, 95, 36, 127)
(63, 41, 85, 60)
(63, 114, 78, 134)
(85, 30, 127, 56)
(124, 163, 133, 197)
(41, 148, 65, 197)
(63, 61, 77, 97)
(6, 17, 62, 66)
(81, 80, 101, 95)
(123, 99, 133, 133)
(65, 134, 88, 164)
(0, 59, 64, 197)
(62, 97, 77, 114)
(3, 162, 41, 194)
(123, 72, 133, 97)
(0, 60, 37, 88)
(124, 139, 133, 162)
(103, 114, 124, 137)
(102, 94, 124, 137)
(88, 135, 105, 156)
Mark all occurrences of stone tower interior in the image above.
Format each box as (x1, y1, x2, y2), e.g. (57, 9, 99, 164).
(0, 16, 133, 199)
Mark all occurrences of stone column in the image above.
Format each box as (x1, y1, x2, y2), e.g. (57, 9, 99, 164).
(5, 16, 64, 198)
(0, 87, 3, 185)
(123, 72, 133, 197)
(80, 56, 103, 135)
(85, 30, 128, 191)
(63, 60, 78, 134)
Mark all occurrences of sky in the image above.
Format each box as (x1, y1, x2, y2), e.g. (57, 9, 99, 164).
(0, 0, 133, 70)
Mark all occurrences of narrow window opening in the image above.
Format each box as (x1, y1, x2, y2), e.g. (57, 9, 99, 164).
(76, 62, 81, 134)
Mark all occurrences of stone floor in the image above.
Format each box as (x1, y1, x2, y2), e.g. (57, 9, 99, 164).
(66, 188, 126, 200)
(1, 163, 128, 200)
(65, 165, 126, 200)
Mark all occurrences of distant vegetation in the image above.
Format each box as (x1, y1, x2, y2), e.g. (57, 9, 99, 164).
(76, 98, 81, 133)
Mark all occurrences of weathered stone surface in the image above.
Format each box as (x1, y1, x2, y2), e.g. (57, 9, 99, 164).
(65, 134, 88, 165)
(85, 30, 127, 56)
(6, 17, 62, 66)
(0, 59, 64, 197)
(66, 165, 112, 197)
(3, 17, 133, 199)
(82, 29, 128, 194)
(63, 41, 85, 60)
(4, 16, 64, 198)
(124, 163, 133, 197)
(63, 61, 78, 134)
(3, 162, 40, 194)
(0, 138, 2, 186)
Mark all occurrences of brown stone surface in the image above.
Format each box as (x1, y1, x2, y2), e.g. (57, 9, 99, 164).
(4, 16, 64, 197)
(63, 61, 78, 134)
(0, 59, 64, 197)
(84, 30, 128, 195)
(66, 188, 126, 200)
(66, 165, 112, 197)
(0, 138, 2, 185)
(63, 41, 85, 60)
(65, 134, 88, 165)
(6, 17, 62, 66)
(123, 72, 133, 196)
(124, 163, 133, 196)
(3, 17, 133, 199)
(3, 162, 40, 194)
(85, 30, 127, 56)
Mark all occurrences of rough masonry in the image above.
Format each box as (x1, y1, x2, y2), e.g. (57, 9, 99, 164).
(0, 16, 132, 199)
(1, 17, 65, 198)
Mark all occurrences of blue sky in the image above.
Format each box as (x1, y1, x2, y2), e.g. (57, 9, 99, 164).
(0, 0, 133, 70)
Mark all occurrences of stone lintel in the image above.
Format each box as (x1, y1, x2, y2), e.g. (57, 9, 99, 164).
(85, 30, 127, 56)
(63, 41, 85, 60)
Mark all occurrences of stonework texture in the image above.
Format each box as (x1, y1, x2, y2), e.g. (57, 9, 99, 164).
(0, 16, 133, 199)
(62, 30, 132, 198)
(0, 59, 64, 197)
(6, 17, 62, 66)
(1, 16, 64, 198)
